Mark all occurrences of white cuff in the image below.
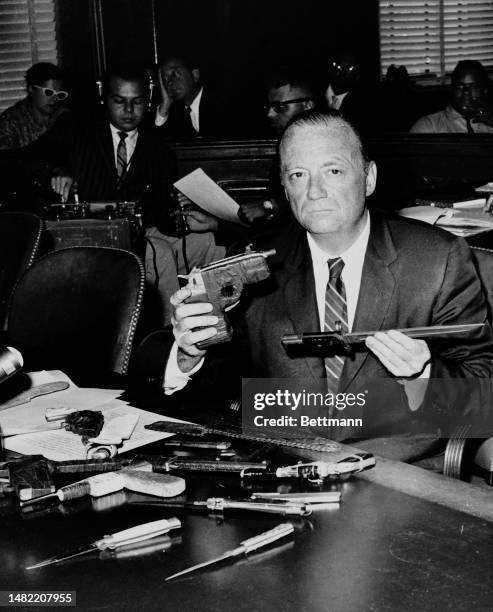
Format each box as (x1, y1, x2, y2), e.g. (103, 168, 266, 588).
(400, 363, 431, 412)
(163, 342, 204, 395)
(155, 108, 169, 126)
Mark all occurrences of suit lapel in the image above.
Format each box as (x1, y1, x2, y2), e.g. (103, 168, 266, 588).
(96, 123, 117, 179)
(341, 212, 397, 390)
(282, 227, 325, 379)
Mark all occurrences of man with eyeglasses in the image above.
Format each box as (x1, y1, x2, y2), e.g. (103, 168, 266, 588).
(0, 62, 69, 150)
(236, 69, 316, 225)
(411, 60, 493, 134)
(264, 69, 316, 137)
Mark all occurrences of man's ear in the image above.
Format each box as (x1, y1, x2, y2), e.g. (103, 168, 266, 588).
(365, 160, 377, 197)
(304, 99, 316, 110)
(191, 68, 201, 84)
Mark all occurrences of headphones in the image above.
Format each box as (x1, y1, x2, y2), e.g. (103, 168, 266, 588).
(96, 72, 155, 110)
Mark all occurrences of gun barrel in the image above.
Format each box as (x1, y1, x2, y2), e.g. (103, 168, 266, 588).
(281, 323, 484, 348)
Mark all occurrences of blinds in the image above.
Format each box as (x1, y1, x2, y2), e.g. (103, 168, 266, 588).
(380, 0, 493, 78)
(0, 0, 58, 112)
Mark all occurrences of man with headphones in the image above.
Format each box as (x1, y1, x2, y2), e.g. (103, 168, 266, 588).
(50, 64, 224, 327)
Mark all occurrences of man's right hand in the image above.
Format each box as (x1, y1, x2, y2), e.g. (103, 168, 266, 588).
(157, 68, 173, 119)
(170, 287, 218, 373)
(50, 175, 73, 203)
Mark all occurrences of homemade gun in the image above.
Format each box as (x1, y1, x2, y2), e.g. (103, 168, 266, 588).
(282, 323, 485, 356)
(183, 247, 275, 348)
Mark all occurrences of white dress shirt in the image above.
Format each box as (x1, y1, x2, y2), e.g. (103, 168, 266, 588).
(164, 211, 428, 404)
(307, 212, 370, 332)
(325, 84, 349, 110)
(109, 123, 138, 170)
(155, 87, 203, 132)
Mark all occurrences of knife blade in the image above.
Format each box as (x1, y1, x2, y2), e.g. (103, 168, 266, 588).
(0, 381, 70, 411)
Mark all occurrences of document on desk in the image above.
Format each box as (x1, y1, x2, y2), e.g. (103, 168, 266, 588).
(174, 168, 243, 224)
(398, 205, 493, 237)
(0, 370, 186, 460)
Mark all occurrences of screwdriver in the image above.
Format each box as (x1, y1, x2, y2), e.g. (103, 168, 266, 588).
(19, 472, 125, 506)
(19, 471, 186, 507)
(165, 522, 294, 581)
(26, 517, 181, 570)
(132, 496, 311, 516)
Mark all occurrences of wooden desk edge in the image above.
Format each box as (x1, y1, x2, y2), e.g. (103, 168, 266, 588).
(285, 444, 493, 523)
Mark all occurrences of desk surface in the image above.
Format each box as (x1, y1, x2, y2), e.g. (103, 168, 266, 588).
(1, 471, 492, 612)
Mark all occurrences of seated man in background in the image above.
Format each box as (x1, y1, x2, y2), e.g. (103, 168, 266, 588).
(154, 54, 231, 139)
(324, 52, 376, 134)
(50, 64, 224, 327)
(0, 62, 69, 150)
(411, 60, 493, 134)
(151, 109, 493, 461)
(240, 68, 317, 225)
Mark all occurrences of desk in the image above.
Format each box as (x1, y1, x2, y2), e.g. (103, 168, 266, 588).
(1, 462, 492, 611)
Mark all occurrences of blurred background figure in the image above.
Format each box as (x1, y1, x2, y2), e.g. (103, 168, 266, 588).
(411, 60, 493, 134)
(264, 67, 317, 136)
(155, 54, 232, 139)
(324, 51, 377, 133)
(0, 62, 68, 150)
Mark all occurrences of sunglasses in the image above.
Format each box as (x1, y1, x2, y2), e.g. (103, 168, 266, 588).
(33, 85, 69, 101)
(264, 97, 313, 114)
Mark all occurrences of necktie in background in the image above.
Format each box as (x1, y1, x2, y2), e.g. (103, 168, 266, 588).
(116, 131, 128, 178)
(466, 117, 475, 134)
(324, 258, 347, 398)
(183, 105, 197, 136)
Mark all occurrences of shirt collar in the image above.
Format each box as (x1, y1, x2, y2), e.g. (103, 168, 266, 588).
(327, 83, 349, 99)
(188, 87, 203, 114)
(109, 123, 138, 141)
(306, 211, 370, 269)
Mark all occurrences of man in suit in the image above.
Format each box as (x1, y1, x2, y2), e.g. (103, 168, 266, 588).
(152, 109, 493, 458)
(154, 55, 231, 139)
(50, 65, 224, 326)
(411, 60, 493, 134)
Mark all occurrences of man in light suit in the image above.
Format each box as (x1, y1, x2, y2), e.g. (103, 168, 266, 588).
(151, 110, 493, 457)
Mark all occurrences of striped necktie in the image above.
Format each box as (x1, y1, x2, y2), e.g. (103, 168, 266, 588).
(324, 257, 347, 396)
(116, 131, 128, 178)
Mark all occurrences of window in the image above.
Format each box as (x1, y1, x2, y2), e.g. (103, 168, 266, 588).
(379, 0, 493, 79)
(0, 0, 59, 112)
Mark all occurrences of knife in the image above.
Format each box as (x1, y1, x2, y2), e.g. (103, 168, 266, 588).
(0, 381, 70, 411)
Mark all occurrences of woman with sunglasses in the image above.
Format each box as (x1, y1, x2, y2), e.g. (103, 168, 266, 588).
(0, 62, 69, 150)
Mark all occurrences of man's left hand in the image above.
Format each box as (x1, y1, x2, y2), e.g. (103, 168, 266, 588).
(365, 330, 431, 377)
(185, 209, 219, 233)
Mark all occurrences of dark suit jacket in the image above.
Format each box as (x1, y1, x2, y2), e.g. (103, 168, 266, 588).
(137, 211, 493, 444)
(158, 87, 232, 140)
(53, 118, 176, 230)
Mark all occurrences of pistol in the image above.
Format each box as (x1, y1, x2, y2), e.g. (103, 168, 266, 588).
(282, 323, 485, 356)
(183, 247, 276, 348)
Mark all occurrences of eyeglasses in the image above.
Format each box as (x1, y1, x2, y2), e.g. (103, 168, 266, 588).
(264, 97, 313, 114)
(32, 85, 69, 101)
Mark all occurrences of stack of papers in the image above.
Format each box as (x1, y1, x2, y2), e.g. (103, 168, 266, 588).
(398, 205, 493, 237)
(0, 371, 183, 461)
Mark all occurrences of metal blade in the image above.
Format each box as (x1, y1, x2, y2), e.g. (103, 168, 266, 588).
(26, 545, 95, 570)
(0, 381, 70, 412)
(165, 551, 234, 581)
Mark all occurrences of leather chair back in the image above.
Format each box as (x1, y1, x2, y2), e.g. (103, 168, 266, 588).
(0, 212, 43, 329)
(6, 247, 145, 381)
